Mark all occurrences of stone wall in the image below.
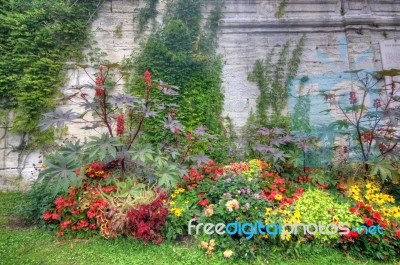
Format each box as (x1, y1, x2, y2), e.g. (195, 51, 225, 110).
(1, 0, 400, 189)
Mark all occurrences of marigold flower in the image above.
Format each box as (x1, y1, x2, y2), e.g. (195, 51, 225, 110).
(274, 194, 283, 201)
(225, 199, 239, 212)
(204, 205, 214, 217)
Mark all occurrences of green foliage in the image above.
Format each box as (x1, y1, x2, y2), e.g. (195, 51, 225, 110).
(275, 0, 288, 18)
(292, 76, 312, 132)
(136, 0, 159, 33)
(294, 189, 363, 242)
(17, 182, 62, 227)
(0, 0, 101, 146)
(126, 0, 225, 150)
(248, 35, 305, 128)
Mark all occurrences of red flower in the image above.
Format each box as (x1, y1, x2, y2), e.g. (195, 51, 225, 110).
(52, 213, 60, 220)
(56, 231, 64, 237)
(71, 208, 81, 215)
(60, 220, 72, 229)
(95, 88, 104, 97)
(364, 218, 374, 227)
(198, 192, 205, 197)
(364, 205, 372, 212)
(69, 188, 76, 196)
(75, 168, 81, 175)
(356, 201, 364, 208)
(77, 220, 89, 228)
(101, 186, 117, 193)
(350, 230, 359, 238)
(153, 236, 163, 245)
(116, 114, 125, 136)
(89, 223, 97, 230)
(396, 229, 400, 239)
(392, 221, 397, 227)
(273, 177, 285, 184)
(43, 212, 53, 221)
(87, 209, 97, 219)
(144, 70, 152, 86)
(198, 198, 209, 206)
(349, 207, 356, 213)
(186, 132, 192, 139)
(372, 212, 382, 221)
(54, 196, 65, 209)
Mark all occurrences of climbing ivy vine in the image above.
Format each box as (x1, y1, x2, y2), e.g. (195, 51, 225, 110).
(247, 35, 305, 129)
(0, 0, 102, 148)
(126, 0, 225, 143)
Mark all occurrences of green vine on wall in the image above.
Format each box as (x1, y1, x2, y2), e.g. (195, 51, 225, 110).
(0, 0, 102, 149)
(247, 35, 305, 128)
(136, 0, 159, 34)
(275, 0, 288, 18)
(126, 0, 225, 137)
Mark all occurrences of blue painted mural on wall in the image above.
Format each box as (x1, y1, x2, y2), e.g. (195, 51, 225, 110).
(288, 36, 379, 165)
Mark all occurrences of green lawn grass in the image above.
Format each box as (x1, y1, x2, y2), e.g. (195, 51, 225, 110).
(0, 191, 396, 265)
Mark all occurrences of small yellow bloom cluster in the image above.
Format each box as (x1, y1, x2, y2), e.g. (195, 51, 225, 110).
(223, 249, 233, 258)
(171, 188, 185, 198)
(349, 185, 362, 202)
(349, 181, 399, 218)
(264, 207, 301, 241)
(170, 207, 182, 217)
(200, 239, 215, 254)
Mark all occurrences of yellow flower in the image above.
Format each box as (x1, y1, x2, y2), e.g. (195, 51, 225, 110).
(274, 194, 282, 201)
(171, 194, 176, 198)
(223, 249, 233, 258)
(170, 201, 175, 205)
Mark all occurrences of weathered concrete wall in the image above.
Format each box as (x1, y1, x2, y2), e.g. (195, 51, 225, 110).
(219, 0, 400, 128)
(1, 0, 400, 189)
